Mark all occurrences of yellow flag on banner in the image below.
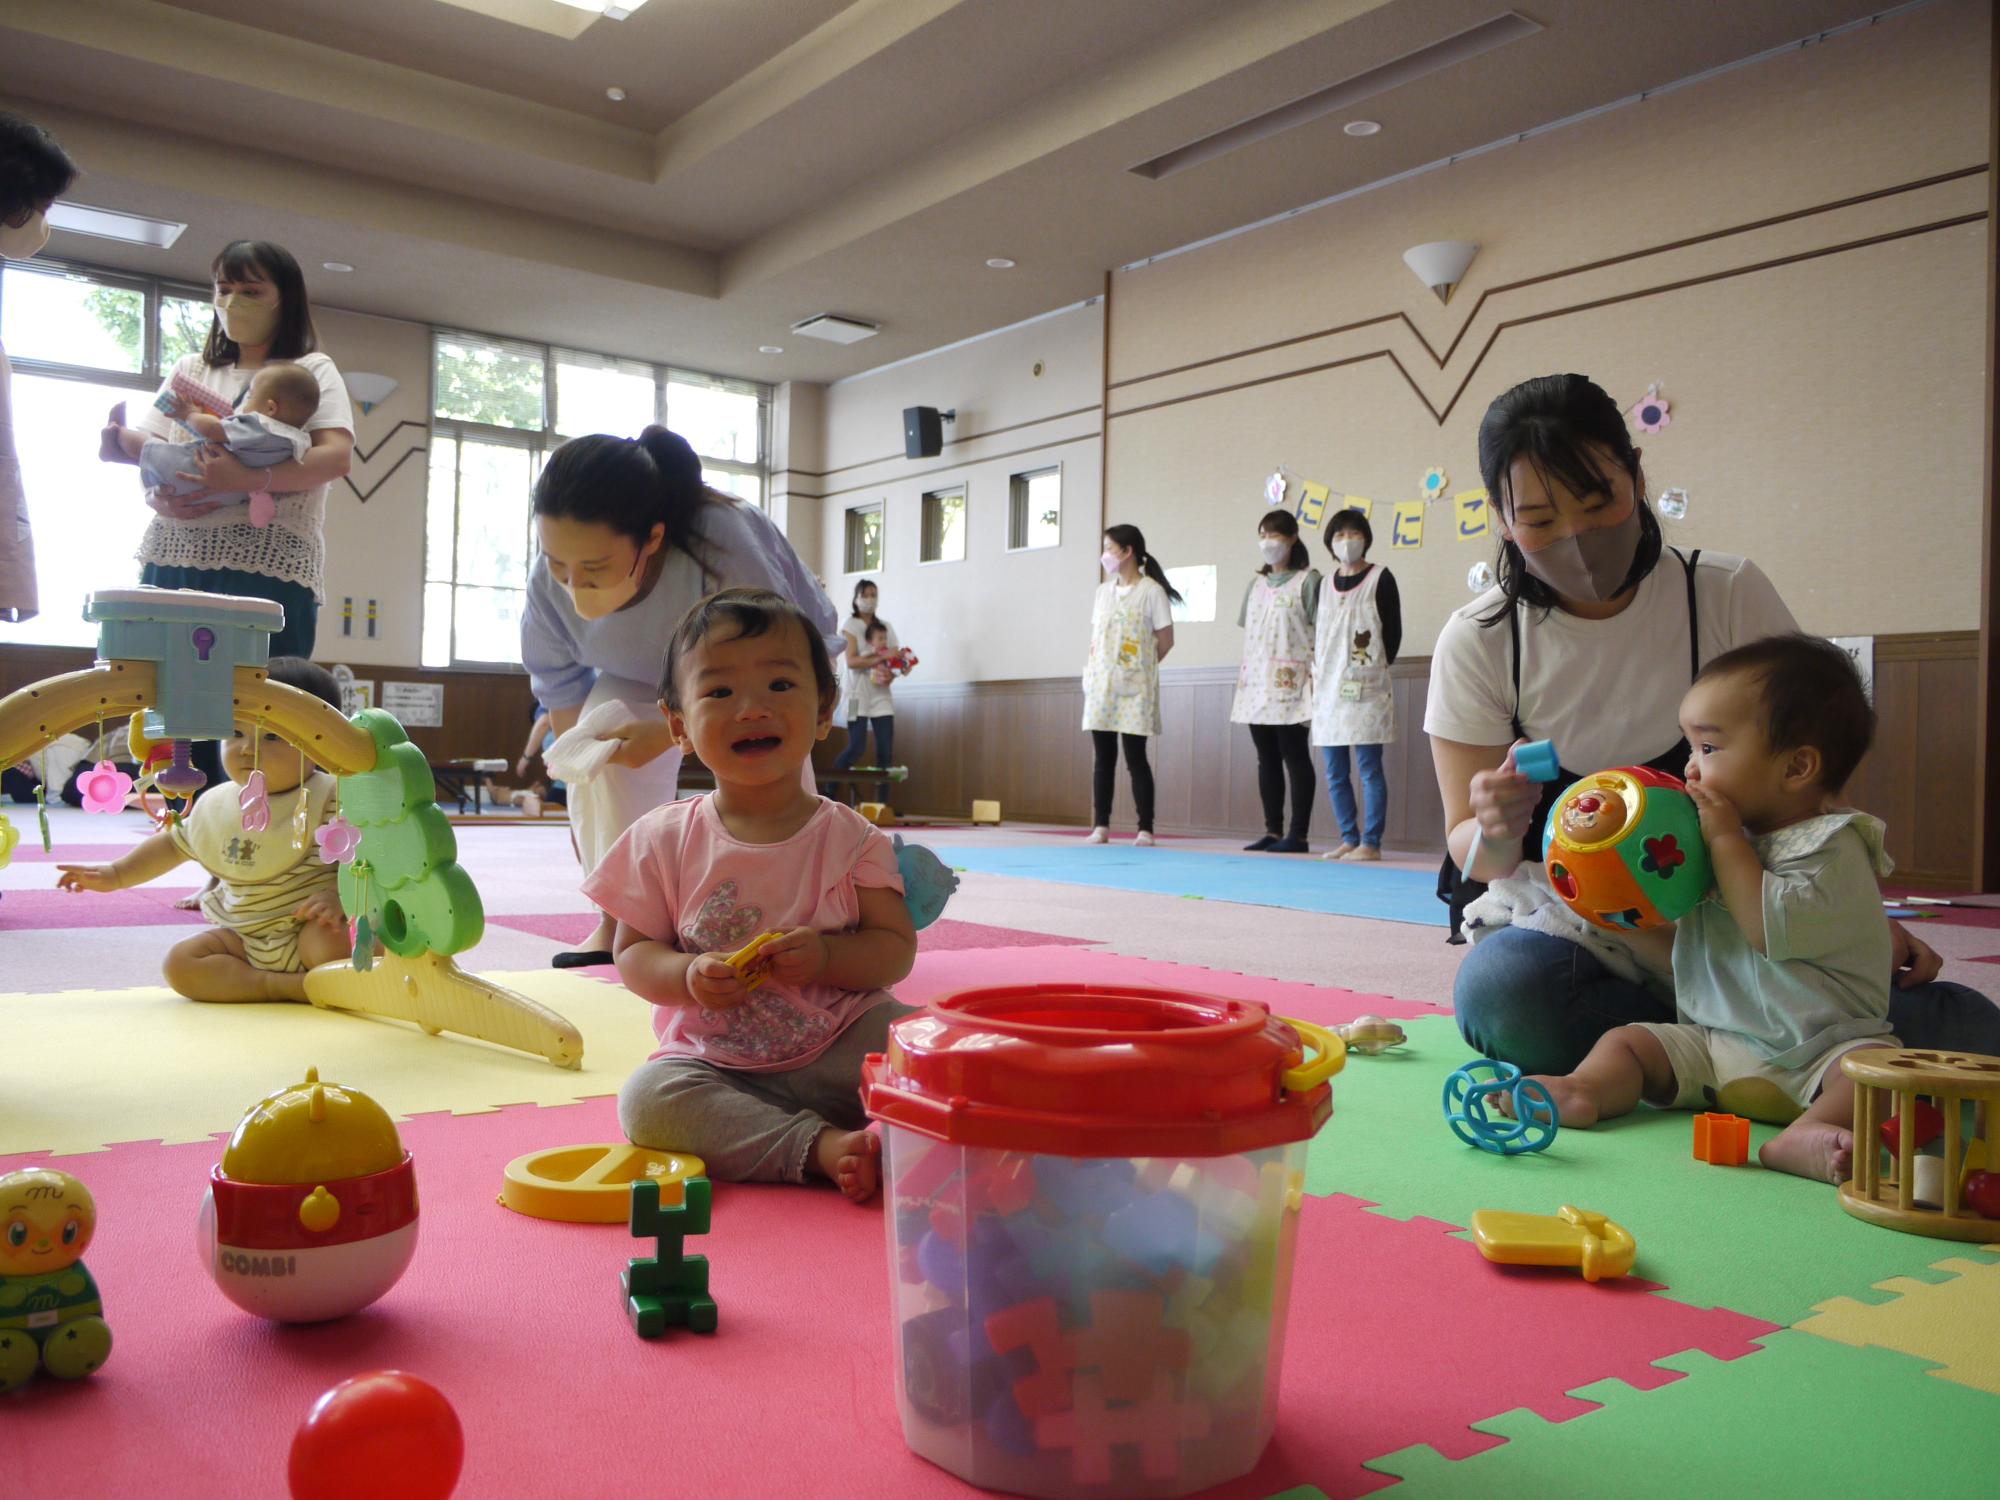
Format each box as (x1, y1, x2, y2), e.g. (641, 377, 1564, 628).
(1392, 500, 1425, 549)
(1298, 482, 1330, 528)
(1345, 496, 1373, 523)
(1455, 489, 1491, 539)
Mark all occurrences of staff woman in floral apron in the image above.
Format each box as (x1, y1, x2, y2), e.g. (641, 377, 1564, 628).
(1312, 507, 1401, 861)
(1082, 524, 1181, 846)
(1232, 509, 1320, 852)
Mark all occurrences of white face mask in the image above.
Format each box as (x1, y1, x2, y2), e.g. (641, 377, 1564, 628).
(0, 210, 50, 260)
(1259, 537, 1290, 566)
(1332, 536, 1365, 564)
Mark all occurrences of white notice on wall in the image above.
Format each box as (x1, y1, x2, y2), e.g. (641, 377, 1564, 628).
(1828, 636, 1874, 702)
(1166, 565, 1218, 624)
(380, 680, 444, 728)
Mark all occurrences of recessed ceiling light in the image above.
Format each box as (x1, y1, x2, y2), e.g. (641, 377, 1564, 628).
(791, 313, 879, 345)
(758, 346, 783, 355)
(45, 202, 185, 249)
(556, 0, 650, 16)
(1343, 120, 1383, 137)
(985, 257, 1016, 270)
(321, 261, 354, 273)
(605, 86, 627, 102)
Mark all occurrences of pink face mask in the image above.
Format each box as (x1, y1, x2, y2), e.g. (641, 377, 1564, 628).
(1101, 550, 1123, 575)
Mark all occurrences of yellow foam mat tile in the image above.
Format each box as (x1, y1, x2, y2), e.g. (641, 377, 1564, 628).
(1793, 1247, 2000, 1395)
(0, 969, 656, 1157)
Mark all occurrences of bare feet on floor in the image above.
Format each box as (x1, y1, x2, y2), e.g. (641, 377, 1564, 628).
(813, 1127, 881, 1203)
(1497, 1075, 1602, 1128)
(1759, 1120, 1853, 1185)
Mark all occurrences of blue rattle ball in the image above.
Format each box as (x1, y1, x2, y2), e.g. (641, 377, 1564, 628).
(1443, 1060, 1559, 1155)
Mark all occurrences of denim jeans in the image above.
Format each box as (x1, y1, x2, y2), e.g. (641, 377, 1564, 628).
(834, 714, 895, 802)
(1320, 743, 1387, 848)
(1453, 925, 2000, 1077)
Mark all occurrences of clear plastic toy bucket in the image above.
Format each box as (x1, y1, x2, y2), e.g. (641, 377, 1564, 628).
(862, 984, 1343, 1499)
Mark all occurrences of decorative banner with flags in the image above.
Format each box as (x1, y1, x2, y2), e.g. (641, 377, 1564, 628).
(1455, 489, 1491, 540)
(1297, 481, 1330, 529)
(1392, 500, 1425, 549)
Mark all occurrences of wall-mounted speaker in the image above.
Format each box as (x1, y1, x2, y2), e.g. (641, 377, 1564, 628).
(903, 406, 944, 459)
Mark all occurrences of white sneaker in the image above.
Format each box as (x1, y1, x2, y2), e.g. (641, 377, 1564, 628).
(1324, 843, 1357, 861)
(1087, 826, 1110, 844)
(1134, 831, 1155, 847)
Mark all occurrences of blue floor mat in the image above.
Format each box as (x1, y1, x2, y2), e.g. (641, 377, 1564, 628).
(921, 844, 1446, 926)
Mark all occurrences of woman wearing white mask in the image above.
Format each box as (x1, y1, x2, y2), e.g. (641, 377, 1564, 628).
(1082, 524, 1180, 846)
(99, 240, 354, 660)
(1311, 506, 1401, 861)
(0, 112, 80, 624)
(1231, 508, 1320, 853)
(1429, 372, 1997, 1074)
(522, 426, 840, 965)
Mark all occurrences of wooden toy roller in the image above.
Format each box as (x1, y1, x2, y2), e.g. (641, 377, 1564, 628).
(1840, 1047, 2000, 1241)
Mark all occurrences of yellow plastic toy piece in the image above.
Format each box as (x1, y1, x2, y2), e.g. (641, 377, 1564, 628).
(221, 1067, 405, 1185)
(125, 711, 159, 762)
(0, 809, 16, 871)
(1278, 1016, 1347, 1092)
(302, 951, 584, 1071)
(1470, 1205, 1637, 1282)
(724, 930, 787, 992)
(499, 1144, 709, 1223)
(298, 1186, 341, 1233)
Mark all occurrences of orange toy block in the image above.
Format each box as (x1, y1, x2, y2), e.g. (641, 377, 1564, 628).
(1693, 1112, 1750, 1166)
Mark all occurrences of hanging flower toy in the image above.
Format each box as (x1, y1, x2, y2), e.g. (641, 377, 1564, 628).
(1629, 383, 1671, 434)
(238, 770, 271, 834)
(77, 762, 136, 815)
(1421, 466, 1449, 501)
(1263, 470, 1288, 507)
(315, 815, 362, 866)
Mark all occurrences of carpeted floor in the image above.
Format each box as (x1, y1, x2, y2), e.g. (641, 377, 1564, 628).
(3, 805, 1997, 1496)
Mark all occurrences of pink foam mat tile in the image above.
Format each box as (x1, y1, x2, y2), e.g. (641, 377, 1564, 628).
(3, 842, 149, 864)
(0, 885, 206, 928)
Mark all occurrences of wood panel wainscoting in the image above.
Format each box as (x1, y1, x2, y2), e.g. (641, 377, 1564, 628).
(0, 646, 536, 772)
(862, 631, 1983, 889)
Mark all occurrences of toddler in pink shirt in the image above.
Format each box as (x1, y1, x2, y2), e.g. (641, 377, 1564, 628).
(586, 587, 917, 1201)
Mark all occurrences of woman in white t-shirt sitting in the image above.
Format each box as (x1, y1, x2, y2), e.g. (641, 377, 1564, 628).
(98, 239, 354, 661)
(1427, 373, 1996, 1074)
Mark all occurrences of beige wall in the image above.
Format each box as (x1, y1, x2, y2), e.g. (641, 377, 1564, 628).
(1100, 0, 1992, 673)
(802, 304, 1105, 682)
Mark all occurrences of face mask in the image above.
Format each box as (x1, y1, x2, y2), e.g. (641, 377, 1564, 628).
(216, 292, 280, 345)
(1332, 536, 1365, 564)
(0, 210, 49, 260)
(565, 547, 648, 620)
(1514, 502, 1642, 603)
(1259, 537, 1292, 567)
(1101, 550, 1123, 575)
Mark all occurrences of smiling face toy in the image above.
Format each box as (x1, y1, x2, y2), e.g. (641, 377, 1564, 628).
(0, 1168, 113, 1389)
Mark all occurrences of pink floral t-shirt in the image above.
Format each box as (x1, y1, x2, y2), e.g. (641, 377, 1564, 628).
(583, 794, 904, 1071)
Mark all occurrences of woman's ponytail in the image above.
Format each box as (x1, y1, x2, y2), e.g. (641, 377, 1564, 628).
(533, 424, 720, 579)
(1105, 523, 1183, 604)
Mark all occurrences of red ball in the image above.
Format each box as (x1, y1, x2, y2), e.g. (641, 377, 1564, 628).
(1965, 1171, 2000, 1221)
(290, 1371, 463, 1500)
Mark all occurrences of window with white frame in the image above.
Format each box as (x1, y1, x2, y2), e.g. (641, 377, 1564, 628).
(0, 258, 219, 648)
(425, 329, 769, 667)
(920, 485, 966, 564)
(844, 502, 883, 574)
(1008, 466, 1060, 551)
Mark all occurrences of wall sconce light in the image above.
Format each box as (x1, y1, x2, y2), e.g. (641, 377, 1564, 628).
(1402, 240, 1480, 304)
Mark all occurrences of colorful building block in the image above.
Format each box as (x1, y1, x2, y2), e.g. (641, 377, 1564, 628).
(622, 1176, 717, 1338)
(1033, 1370, 1212, 1485)
(1693, 1112, 1750, 1166)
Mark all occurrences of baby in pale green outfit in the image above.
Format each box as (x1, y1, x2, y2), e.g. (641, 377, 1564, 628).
(1524, 634, 1896, 1185)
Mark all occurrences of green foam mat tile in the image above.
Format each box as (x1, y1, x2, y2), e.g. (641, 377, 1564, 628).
(1364, 1331, 2000, 1498)
(1308, 1015, 1978, 1325)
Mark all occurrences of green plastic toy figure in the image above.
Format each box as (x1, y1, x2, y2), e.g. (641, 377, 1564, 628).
(0, 1168, 113, 1390)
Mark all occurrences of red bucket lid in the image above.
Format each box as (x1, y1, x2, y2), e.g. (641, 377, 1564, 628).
(862, 984, 1334, 1157)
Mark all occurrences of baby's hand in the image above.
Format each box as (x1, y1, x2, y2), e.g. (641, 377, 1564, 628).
(758, 927, 828, 987)
(687, 952, 748, 1010)
(56, 863, 121, 894)
(1685, 779, 1745, 845)
(292, 891, 347, 931)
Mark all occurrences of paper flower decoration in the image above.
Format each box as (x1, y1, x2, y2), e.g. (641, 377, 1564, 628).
(238, 770, 270, 833)
(1421, 466, 1449, 499)
(315, 814, 362, 865)
(1629, 384, 1670, 433)
(1655, 486, 1689, 521)
(77, 761, 135, 815)
(1263, 470, 1287, 507)
(1467, 560, 1496, 593)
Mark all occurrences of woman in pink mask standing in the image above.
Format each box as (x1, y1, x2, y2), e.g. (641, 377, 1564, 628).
(1426, 372, 1996, 1075)
(522, 426, 839, 967)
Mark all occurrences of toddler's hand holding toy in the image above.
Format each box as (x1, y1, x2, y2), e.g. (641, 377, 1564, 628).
(1683, 778, 1745, 846)
(292, 891, 347, 933)
(686, 952, 748, 1011)
(56, 863, 122, 894)
(757, 927, 828, 987)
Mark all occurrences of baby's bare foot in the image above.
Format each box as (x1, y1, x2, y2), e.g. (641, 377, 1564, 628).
(814, 1127, 881, 1203)
(1760, 1120, 1852, 1185)
(1493, 1074, 1600, 1128)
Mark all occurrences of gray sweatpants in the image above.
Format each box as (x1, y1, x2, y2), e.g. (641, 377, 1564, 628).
(617, 1001, 917, 1184)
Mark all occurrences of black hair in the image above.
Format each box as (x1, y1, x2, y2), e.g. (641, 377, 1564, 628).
(1324, 506, 1373, 556)
(1694, 634, 1874, 791)
(534, 425, 722, 579)
(863, 619, 889, 641)
(1256, 508, 1310, 573)
(264, 656, 342, 712)
(851, 578, 878, 615)
(0, 112, 79, 225)
(659, 587, 837, 713)
(250, 362, 321, 422)
(1102, 523, 1184, 603)
(204, 241, 320, 364)
(1474, 373, 1662, 625)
